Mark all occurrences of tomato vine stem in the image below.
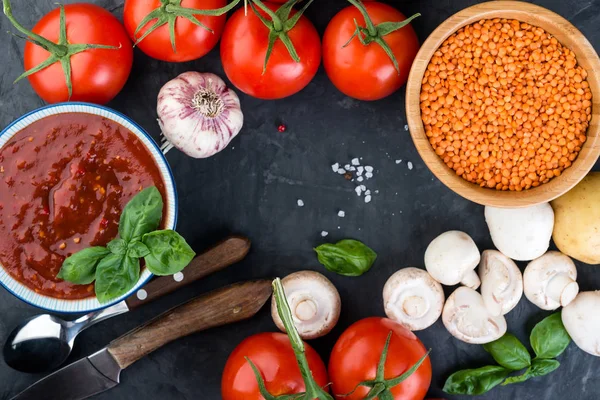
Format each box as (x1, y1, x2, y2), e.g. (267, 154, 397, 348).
(340, 331, 431, 399)
(245, 278, 333, 400)
(343, 0, 420, 75)
(249, 0, 314, 74)
(3, 0, 121, 99)
(133, 0, 240, 53)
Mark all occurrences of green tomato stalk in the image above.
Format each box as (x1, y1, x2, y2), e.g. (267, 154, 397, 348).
(2, 0, 121, 99)
(245, 278, 333, 400)
(341, 332, 430, 399)
(249, 0, 314, 74)
(343, 0, 420, 75)
(133, 0, 240, 52)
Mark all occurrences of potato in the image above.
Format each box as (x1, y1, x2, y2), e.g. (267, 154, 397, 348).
(551, 172, 600, 265)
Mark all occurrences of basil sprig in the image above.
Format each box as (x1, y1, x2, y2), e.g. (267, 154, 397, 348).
(444, 312, 571, 396)
(314, 239, 377, 276)
(57, 186, 195, 303)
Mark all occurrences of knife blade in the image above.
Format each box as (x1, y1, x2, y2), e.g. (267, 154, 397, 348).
(11, 280, 272, 400)
(11, 348, 119, 400)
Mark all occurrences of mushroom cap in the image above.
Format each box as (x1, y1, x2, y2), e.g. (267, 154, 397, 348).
(523, 251, 579, 310)
(424, 231, 481, 288)
(485, 203, 554, 261)
(479, 250, 523, 316)
(271, 270, 341, 340)
(562, 291, 600, 357)
(442, 287, 507, 344)
(383, 267, 445, 331)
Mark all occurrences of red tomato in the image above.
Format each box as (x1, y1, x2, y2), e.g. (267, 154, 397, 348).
(222, 332, 329, 399)
(220, 2, 321, 99)
(124, 0, 227, 62)
(323, 2, 420, 100)
(23, 4, 132, 104)
(329, 317, 432, 400)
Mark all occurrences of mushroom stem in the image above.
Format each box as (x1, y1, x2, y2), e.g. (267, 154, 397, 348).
(461, 269, 481, 289)
(402, 296, 428, 318)
(546, 273, 579, 307)
(295, 298, 318, 321)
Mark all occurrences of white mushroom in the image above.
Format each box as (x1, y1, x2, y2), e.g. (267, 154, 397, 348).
(523, 251, 579, 310)
(271, 271, 341, 339)
(424, 231, 481, 289)
(484, 204, 554, 261)
(383, 268, 445, 331)
(478, 250, 523, 316)
(442, 287, 507, 344)
(562, 291, 600, 357)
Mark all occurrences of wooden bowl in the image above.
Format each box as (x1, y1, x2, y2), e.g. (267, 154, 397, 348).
(406, 1, 600, 207)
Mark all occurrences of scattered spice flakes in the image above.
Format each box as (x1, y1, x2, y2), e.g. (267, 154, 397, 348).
(297, 199, 304, 207)
(330, 158, 378, 203)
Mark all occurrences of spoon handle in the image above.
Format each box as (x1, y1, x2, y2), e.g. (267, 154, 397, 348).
(124, 236, 251, 310)
(107, 280, 272, 369)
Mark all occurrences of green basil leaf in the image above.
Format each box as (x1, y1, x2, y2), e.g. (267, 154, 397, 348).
(483, 333, 531, 370)
(119, 186, 163, 242)
(529, 358, 560, 376)
(530, 312, 571, 359)
(128, 240, 150, 258)
(443, 366, 510, 395)
(502, 368, 532, 385)
(57, 247, 110, 284)
(314, 239, 377, 277)
(107, 238, 127, 255)
(502, 359, 560, 386)
(95, 254, 140, 303)
(142, 230, 196, 276)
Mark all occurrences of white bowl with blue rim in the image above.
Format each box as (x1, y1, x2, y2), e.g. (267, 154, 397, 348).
(0, 102, 177, 313)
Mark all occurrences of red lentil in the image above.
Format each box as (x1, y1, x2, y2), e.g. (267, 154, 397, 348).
(420, 19, 592, 190)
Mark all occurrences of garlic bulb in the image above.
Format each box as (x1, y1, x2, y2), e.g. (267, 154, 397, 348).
(157, 72, 243, 158)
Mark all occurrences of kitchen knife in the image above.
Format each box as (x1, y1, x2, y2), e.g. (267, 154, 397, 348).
(10, 279, 272, 400)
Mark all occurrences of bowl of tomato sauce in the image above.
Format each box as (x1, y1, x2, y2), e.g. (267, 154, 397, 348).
(0, 103, 177, 313)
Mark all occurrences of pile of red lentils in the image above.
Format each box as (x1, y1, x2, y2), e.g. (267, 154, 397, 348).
(420, 19, 592, 191)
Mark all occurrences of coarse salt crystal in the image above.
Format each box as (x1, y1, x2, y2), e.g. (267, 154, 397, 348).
(338, 210, 345, 217)
(351, 158, 360, 166)
(338, 226, 341, 229)
(331, 163, 339, 172)
(365, 190, 371, 196)
(337, 168, 346, 174)
(375, 190, 379, 194)
(297, 199, 304, 207)
(357, 166, 364, 176)
(347, 166, 356, 171)
(365, 172, 373, 179)
(364, 195, 372, 203)
(404, 124, 409, 131)
(355, 186, 363, 196)
(395, 160, 402, 164)
(344, 164, 351, 170)
(357, 176, 364, 182)
(407, 162, 413, 170)
(360, 185, 366, 191)
(321, 231, 329, 237)
(365, 166, 374, 172)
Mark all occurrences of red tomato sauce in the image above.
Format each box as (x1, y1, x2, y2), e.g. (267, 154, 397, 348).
(0, 113, 166, 300)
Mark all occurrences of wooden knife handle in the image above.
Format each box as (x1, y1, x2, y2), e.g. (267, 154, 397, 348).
(108, 280, 272, 370)
(125, 236, 251, 310)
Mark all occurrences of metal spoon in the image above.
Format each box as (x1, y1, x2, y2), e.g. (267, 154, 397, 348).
(3, 236, 250, 373)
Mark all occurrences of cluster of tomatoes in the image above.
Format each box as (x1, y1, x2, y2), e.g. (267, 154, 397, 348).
(12, 0, 420, 104)
(221, 317, 433, 399)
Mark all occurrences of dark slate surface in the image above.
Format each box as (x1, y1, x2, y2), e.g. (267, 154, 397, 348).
(1, 0, 599, 399)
